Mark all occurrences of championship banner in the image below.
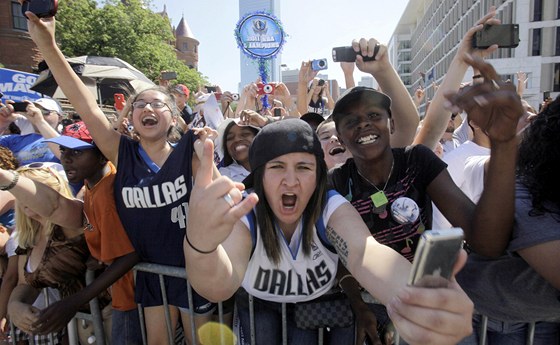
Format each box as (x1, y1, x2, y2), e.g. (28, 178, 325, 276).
(235, 11, 286, 109)
(0, 68, 41, 102)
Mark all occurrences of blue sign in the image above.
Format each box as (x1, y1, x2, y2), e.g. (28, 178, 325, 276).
(0, 68, 41, 102)
(235, 12, 285, 59)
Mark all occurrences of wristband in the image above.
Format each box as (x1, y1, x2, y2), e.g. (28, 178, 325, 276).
(185, 232, 217, 254)
(0, 171, 19, 191)
(338, 274, 355, 289)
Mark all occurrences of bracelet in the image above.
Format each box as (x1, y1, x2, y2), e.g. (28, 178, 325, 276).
(0, 171, 19, 191)
(185, 231, 217, 254)
(472, 74, 483, 79)
(338, 274, 355, 289)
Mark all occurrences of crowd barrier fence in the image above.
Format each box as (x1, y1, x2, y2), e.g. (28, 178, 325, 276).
(6, 263, 538, 345)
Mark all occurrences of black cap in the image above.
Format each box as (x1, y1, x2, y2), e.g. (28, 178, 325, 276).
(242, 119, 324, 188)
(300, 112, 325, 127)
(332, 87, 392, 126)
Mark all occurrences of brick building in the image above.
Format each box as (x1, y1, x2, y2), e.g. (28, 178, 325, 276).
(0, 1, 43, 72)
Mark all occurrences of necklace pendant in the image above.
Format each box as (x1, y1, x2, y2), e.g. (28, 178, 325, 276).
(370, 191, 388, 208)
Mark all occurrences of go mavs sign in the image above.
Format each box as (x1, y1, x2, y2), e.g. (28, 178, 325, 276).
(235, 12, 285, 59)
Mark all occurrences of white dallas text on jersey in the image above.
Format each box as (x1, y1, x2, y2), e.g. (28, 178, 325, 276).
(121, 175, 187, 208)
(252, 258, 333, 296)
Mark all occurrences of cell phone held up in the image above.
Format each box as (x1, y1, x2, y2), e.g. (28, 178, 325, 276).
(472, 24, 520, 49)
(408, 228, 464, 288)
(114, 93, 126, 112)
(332, 46, 377, 63)
(21, 0, 58, 18)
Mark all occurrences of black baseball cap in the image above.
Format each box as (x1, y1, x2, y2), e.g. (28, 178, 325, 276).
(332, 87, 392, 126)
(300, 112, 325, 128)
(242, 119, 324, 188)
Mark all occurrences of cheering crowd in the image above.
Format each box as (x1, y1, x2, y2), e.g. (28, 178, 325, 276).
(0, 4, 558, 345)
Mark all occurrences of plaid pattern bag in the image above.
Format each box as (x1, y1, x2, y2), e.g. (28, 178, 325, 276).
(293, 292, 355, 330)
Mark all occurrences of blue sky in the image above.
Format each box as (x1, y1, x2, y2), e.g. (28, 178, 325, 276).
(150, 1, 409, 92)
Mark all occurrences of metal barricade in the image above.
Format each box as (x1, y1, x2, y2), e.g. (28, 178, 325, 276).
(5, 270, 106, 345)
(129, 262, 540, 345)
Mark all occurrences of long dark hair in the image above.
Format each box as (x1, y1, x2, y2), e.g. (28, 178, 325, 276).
(517, 95, 560, 216)
(253, 155, 328, 265)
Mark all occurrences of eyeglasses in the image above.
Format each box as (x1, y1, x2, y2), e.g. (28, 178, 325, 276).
(59, 147, 85, 157)
(132, 100, 168, 109)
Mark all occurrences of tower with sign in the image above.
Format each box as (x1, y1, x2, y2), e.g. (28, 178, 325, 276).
(235, 10, 286, 109)
(237, 0, 282, 92)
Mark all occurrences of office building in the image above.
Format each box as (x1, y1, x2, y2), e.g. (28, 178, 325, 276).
(389, 0, 560, 113)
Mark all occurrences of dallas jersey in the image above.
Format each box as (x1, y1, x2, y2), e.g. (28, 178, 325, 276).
(241, 190, 346, 303)
(114, 132, 196, 308)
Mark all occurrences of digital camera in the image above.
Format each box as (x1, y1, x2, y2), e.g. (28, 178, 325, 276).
(231, 93, 240, 101)
(257, 82, 276, 96)
(21, 0, 58, 18)
(311, 59, 328, 71)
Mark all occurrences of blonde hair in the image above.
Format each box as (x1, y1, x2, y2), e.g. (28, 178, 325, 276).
(15, 165, 73, 248)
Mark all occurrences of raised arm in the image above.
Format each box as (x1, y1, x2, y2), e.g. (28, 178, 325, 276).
(0, 168, 83, 232)
(433, 55, 521, 257)
(184, 139, 258, 301)
(413, 7, 500, 150)
(23, 11, 121, 163)
(296, 61, 318, 115)
(326, 202, 473, 345)
(352, 38, 419, 147)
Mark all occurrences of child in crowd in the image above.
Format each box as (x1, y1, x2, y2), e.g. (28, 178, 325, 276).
(23, 9, 218, 345)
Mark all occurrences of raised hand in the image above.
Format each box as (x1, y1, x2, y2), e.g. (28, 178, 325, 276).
(18, 3, 57, 48)
(444, 55, 523, 143)
(186, 139, 258, 253)
(352, 38, 388, 76)
(387, 250, 474, 345)
(298, 61, 318, 84)
(458, 6, 500, 59)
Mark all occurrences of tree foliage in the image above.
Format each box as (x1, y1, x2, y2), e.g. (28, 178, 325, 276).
(55, 0, 207, 91)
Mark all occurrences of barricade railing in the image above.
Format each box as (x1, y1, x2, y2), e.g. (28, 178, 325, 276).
(6, 270, 106, 345)
(6, 263, 538, 345)
(132, 262, 539, 345)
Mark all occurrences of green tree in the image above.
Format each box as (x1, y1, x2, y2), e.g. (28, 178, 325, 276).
(55, 0, 206, 92)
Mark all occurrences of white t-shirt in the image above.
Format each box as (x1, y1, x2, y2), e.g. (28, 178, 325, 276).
(432, 141, 490, 229)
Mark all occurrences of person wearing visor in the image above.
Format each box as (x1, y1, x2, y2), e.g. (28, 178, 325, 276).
(3, 121, 141, 344)
(0, 98, 63, 166)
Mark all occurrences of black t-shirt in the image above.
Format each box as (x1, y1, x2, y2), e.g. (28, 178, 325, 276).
(328, 145, 447, 262)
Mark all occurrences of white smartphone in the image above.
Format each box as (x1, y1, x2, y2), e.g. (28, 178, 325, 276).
(408, 228, 464, 288)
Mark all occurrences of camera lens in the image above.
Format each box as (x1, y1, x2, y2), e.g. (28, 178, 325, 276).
(319, 60, 326, 67)
(263, 84, 274, 94)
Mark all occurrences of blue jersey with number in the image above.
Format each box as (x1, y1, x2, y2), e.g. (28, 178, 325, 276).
(114, 132, 196, 308)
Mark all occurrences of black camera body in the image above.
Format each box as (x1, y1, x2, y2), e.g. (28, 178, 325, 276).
(21, 0, 58, 18)
(332, 46, 377, 63)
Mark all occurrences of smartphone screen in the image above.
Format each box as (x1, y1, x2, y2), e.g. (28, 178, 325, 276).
(473, 24, 520, 49)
